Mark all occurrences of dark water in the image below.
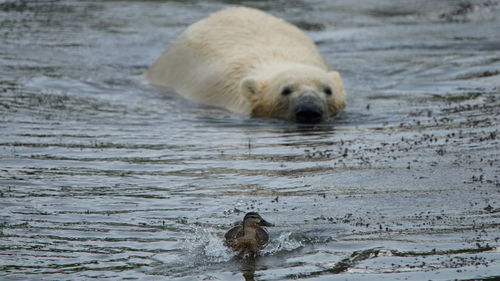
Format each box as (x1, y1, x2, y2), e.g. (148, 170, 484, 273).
(1, 0, 499, 280)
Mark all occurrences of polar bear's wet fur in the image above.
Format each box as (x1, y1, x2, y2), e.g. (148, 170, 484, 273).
(147, 7, 345, 123)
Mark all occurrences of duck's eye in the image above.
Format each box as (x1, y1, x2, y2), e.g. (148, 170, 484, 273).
(324, 86, 332, 96)
(281, 87, 292, 96)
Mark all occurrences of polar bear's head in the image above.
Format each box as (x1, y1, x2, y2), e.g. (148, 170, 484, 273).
(240, 66, 345, 124)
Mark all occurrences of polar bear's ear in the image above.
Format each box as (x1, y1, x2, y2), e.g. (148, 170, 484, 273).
(329, 71, 345, 95)
(240, 77, 261, 99)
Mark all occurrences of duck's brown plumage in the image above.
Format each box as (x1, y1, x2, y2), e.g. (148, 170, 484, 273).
(224, 212, 273, 254)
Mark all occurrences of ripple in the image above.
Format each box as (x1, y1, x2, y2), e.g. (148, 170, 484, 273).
(1, 0, 499, 280)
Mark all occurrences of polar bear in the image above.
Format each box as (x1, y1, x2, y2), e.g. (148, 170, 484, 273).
(147, 7, 345, 124)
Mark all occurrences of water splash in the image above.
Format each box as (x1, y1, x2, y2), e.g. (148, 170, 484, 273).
(263, 231, 305, 254)
(146, 227, 235, 277)
(183, 226, 234, 264)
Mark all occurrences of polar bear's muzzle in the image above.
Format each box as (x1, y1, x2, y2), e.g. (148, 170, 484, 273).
(293, 92, 325, 124)
(295, 102, 323, 124)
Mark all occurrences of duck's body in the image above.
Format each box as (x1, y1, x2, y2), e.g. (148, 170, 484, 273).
(224, 212, 273, 254)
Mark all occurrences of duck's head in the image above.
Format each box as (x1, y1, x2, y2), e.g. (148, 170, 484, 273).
(243, 212, 274, 228)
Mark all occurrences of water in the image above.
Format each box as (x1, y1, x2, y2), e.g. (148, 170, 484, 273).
(1, 0, 499, 280)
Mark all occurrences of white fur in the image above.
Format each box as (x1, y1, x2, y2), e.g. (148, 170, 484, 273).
(147, 7, 345, 116)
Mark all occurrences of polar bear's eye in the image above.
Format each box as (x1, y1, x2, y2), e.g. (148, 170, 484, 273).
(281, 87, 293, 96)
(324, 86, 332, 96)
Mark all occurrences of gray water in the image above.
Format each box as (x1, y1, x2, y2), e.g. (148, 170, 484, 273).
(1, 0, 499, 280)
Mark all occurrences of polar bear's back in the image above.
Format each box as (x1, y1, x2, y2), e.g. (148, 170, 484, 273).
(182, 7, 325, 66)
(147, 7, 328, 114)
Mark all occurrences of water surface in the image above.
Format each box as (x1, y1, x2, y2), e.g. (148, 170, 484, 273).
(1, 0, 499, 280)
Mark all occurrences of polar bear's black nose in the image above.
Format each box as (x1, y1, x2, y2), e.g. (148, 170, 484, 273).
(295, 103, 323, 124)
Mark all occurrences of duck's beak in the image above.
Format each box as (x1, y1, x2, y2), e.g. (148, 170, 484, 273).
(260, 219, 274, 227)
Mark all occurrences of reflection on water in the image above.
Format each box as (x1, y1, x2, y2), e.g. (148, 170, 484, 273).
(241, 257, 256, 281)
(1, 0, 499, 280)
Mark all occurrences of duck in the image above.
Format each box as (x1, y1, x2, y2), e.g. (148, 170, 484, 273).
(224, 212, 274, 254)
